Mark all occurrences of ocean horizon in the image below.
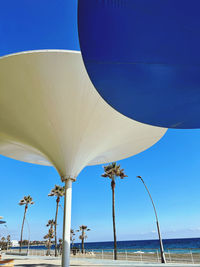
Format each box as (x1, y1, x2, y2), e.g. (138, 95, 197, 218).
(76, 237, 200, 251)
(17, 237, 200, 254)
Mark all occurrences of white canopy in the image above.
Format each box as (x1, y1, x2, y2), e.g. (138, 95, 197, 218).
(0, 50, 167, 179)
(0, 50, 167, 267)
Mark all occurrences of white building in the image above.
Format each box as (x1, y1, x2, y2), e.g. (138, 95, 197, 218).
(11, 240, 19, 247)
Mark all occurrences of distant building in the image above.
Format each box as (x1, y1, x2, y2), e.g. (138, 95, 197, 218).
(11, 240, 19, 247)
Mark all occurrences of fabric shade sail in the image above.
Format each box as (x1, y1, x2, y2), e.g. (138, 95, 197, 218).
(78, 0, 200, 129)
(0, 50, 166, 179)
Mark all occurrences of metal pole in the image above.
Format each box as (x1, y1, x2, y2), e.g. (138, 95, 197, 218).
(168, 249, 171, 263)
(140, 251, 143, 262)
(190, 250, 194, 264)
(62, 178, 73, 267)
(157, 250, 159, 262)
(137, 176, 166, 263)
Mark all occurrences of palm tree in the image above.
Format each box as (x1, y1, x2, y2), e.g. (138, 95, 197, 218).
(70, 229, 76, 248)
(0, 237, 6, 250)
(58, 238, 63, 255)
(48, 185, 65, 257)
(46, 219, 55, 229)
(6, 235, 11, 251)
(1, 236, 5, 246)
(44, 219, 55, 256)
(44, 228, 54, 256)
(102, 162, 127, 260)
(76, 225, 90, 253)
(19, 195, 34, 253)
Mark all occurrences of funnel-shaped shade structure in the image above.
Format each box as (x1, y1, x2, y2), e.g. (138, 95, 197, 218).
(0, 50, 166, 267)
(78, 0, 200, 129)
(0, 50, 166, 179)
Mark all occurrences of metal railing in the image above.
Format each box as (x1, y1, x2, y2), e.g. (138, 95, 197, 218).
(70, 248, 200, 264)
(6, 247, 200, 264)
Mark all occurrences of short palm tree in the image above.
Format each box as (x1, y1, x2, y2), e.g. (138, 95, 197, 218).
(76, 225, 90, 253)
(6, 235, 11, 250)
(48, 185, 65, 257)
(0, 237, 6, 250)
(46, 219, 55, 235)
(19, 195, 34, 253)
(70, 229, 75, 248)
(58, 238, 63, 255)
(44, 227, 54, 256)
(102, 162, 127, 260)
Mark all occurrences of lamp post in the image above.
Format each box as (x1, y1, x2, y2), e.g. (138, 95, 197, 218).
(137, 176, 166, 263)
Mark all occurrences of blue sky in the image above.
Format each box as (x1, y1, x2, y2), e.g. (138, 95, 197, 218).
(1, 0, 200, 243)
(1, 128, 200, 242)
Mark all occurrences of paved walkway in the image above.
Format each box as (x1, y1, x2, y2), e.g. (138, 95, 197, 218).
(3, 255, 200, 266)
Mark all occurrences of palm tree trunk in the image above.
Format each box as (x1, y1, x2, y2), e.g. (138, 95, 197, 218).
(111, 180, 117, 260)
(54, 197, 60, 257)
(20, 205, 27, 253)
(47, 239, 51, 256)
(81, 238, 84, 253)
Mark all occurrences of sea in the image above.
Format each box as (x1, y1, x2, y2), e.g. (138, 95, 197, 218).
(21, 238, 200, 254)
(77, 238, 200, 251)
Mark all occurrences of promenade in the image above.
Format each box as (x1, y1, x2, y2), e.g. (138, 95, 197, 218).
(3, 255, 200, 267)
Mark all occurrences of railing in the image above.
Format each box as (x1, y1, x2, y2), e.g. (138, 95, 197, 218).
(6, 247, 200, 264)
(71, 248, 200, 264)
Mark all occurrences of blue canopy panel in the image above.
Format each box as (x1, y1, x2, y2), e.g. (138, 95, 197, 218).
(78, 0, 200, 129)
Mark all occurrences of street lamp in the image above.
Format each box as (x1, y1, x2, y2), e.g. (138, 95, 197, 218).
(137, 176, 166, 263)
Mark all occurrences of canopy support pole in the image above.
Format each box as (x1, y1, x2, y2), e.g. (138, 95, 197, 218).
(62, 177, 76, 267)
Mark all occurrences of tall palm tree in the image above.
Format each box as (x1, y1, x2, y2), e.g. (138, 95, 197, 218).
(48, 185, 65, 257)
(102, 162, 127, 260)
(19, 195, 34, 253)
(76, 225, 90, 253)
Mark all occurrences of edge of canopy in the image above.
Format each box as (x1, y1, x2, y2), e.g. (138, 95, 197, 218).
(0, 49, 81, 60)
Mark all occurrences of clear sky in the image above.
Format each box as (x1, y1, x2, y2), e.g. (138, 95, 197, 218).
(1, 0, 200, 243)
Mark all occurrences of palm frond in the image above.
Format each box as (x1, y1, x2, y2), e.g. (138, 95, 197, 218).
(19, 195, 34, 206)
(101, 162, 127, 180)
(48, 185, 65, 197)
